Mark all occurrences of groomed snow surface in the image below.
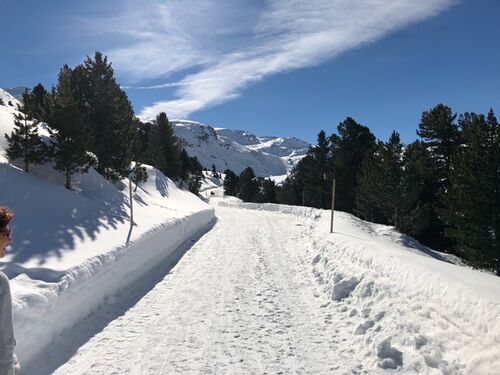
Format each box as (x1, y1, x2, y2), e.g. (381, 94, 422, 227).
(45, 200, 500, 375)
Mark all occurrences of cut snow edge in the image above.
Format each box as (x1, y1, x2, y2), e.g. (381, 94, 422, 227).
(14, 208, 215, 365)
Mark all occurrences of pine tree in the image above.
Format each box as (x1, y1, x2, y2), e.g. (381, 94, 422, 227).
(294, 154, 326, 208)
(130, 162, 148, 192)
(354, 143, 385, 223)
(0, 97, 4, 106)
(5, 102, 46, 172)
(238, 167, 259, 202)
(313, 130, 330, 178)
(379, 131, 404, 226)
(134, 120, 156, 166)
(186, 156, 204, 195)
(399, 141, 442, 249)
(277, 174, 301, 206)
(48, 65, 93, 189)
(276, 131, 332, 208)
(259, 179, 278, 203)
(75, 52, 136, 180)
(211, 164, 217, 176)
(150, 112, 181, 179)
(23, 84, 50, 122)
(417, 104, 460, 178)
(330, 117, 376, 213)
(445, 111, 500, 273)
(416, 104, 461, 251)
(355, 132, 404, 226)
(223, 169, 239, 197)
(179, 149, 191, 182)
(312, 130, 331, 207)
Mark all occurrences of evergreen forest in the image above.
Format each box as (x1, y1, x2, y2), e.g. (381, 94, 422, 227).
(224, 108, 500, 275)
(3, 52, 204, 194)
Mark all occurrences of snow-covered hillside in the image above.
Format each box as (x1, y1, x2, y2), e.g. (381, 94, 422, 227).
(172, 120, 309, 176)
(0, 89, 215, 365)
(0, 90, 21, 162)
(217, 128, 309, 164)
(2, 87, 29, 100)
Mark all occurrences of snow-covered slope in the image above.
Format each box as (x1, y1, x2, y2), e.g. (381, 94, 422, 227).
(2, 87, 29, 100)
(0, 89, 21, 162)
(0, 89, 21, 106)
(0, 89, 216, 364)
(172, 120, 309, 176)
(217, 128, 309, 160)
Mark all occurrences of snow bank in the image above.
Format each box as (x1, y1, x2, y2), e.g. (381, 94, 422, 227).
(218, 201, 319, 219)
(218, 200, 500, 373)
(1, 103, 216, 364)
(13, 208, 214, 364)
(0, 161, 215, 364)
(0, 90, 220, 365)
(0, 162, 215, 364)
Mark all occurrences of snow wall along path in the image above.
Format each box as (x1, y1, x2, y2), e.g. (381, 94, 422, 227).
(15, 208, 215, 365)
(219, 201, 500, 373)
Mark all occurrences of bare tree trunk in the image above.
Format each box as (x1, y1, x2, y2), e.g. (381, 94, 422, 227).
(330, 179, 336, 233)
(65, 171, 71, 190)
(495, 221, 500, 276)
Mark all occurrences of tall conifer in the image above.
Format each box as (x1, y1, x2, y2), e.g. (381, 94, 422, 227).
(150, 112, 181, 179)
(76, 52, 135, 180)
(330, 117, 376, 213)
(238, 167, 259, 202)
(49, 65, 93, 189)
(223, 169, 239, 197)
(445, 111, 500, 273)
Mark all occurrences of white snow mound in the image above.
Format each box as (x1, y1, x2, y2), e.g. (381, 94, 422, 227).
(219, 201, 500, 374)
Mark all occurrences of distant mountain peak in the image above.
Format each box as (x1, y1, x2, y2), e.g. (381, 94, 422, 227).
(171, 120, 309, 177)
(2, 87, 29, 100)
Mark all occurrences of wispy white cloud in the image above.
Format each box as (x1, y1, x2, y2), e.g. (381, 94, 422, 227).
(135, 82, 185, 90)
(85, 0, 456, 119)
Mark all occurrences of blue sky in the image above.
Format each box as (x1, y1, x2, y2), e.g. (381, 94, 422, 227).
(1, 0, 499, 143)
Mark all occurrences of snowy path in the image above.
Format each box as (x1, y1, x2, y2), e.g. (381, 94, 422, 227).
(50, 207, 344, 374)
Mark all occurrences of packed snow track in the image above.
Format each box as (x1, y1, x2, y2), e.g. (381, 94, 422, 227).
(50, 206, 340, 374)
(38, 203, 500, 374)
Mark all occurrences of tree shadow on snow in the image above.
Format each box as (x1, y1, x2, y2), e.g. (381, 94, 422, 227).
(0, 164, 129, 270)
(21, 225, 213, 375)
(342, 212, 453, 264)
(155, 168, 170, 197)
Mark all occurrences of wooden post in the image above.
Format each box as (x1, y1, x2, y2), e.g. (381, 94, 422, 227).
(129, 176, 134, 225)
(330, 178, 336, 233)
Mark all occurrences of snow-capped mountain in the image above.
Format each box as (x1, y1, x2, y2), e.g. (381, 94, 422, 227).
(0, 88, 20, 108)
(172, 120, 310, 177)
(2, 87, 29, 100)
